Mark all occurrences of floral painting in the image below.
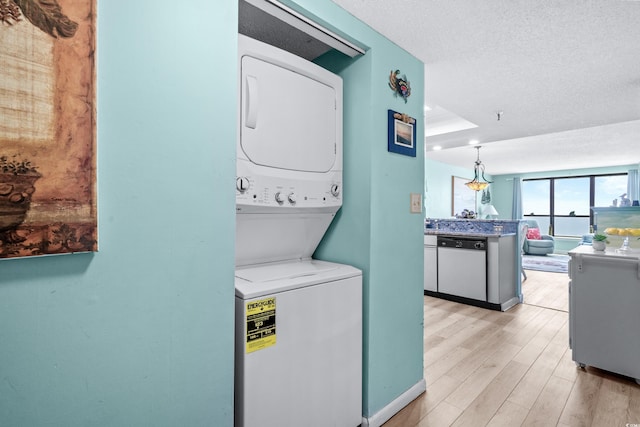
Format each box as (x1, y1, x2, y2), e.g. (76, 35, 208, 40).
(0, 0, 96, 258)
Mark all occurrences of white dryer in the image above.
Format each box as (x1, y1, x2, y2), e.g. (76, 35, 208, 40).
(234, 35, 362, 427)
(235, 31, 344, 267)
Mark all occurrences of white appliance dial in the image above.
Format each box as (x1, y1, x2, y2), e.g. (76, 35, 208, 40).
(331, 184, 340, 197)
(236, 177, 250, 192)
(275, 192, 285, 204)
(288, 193, 297, 204)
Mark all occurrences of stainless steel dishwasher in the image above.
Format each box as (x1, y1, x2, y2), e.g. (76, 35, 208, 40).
(437, 236, 487, 301)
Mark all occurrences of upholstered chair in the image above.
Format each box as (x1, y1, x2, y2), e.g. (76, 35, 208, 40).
(523, 219, 555, 255)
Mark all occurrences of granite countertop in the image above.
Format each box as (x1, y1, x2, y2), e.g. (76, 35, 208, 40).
(424, 218, 520, 238)
(424, 230, 516, 238)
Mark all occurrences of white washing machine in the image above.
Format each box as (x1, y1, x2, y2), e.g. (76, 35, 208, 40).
(234, 35, 362, 427)
(235, 259, 362, 427)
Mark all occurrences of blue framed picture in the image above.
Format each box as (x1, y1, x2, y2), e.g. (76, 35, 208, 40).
(387, 109, 416, 157)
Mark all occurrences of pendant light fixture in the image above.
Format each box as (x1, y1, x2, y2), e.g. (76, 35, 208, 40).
(465, 145, 492, 191)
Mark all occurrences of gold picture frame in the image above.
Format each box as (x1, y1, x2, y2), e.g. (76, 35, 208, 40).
(0, 1, 97, 258)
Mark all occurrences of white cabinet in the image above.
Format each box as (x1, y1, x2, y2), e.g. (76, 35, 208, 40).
(568, 247, 640, 383)
(487, 235, 518, 310)
(424, 235, 437, 292)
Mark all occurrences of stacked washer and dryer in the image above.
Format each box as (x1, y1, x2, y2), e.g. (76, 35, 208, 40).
(234, 35, 363, 427)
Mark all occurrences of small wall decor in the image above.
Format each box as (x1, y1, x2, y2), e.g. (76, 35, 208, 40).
(0, 1, 97, 258)
(481, 187, 491, 204)
(388, 69, 411, 103)
(387, 110, 416, 157)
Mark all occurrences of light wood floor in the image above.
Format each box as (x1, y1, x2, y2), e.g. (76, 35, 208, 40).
(521, 269, 569, 312)
(383, 270, 640, 427)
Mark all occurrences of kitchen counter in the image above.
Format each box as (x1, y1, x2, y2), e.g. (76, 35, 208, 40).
(424, 218, 521, 237)
(568, 244, 640, 260)
(424, 230, 516, 238)
(424, 232, 519, 311)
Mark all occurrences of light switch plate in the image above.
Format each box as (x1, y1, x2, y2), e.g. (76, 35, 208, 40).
(410, 193, 422, 214)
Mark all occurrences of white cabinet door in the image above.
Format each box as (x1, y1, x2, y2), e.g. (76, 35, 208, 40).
(424, 245, 437, 291)
(438, 247, 487, 301)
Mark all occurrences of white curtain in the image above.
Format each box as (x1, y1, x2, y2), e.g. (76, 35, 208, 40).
(512, 177, 522, 219)
(627, 169, 639, 203)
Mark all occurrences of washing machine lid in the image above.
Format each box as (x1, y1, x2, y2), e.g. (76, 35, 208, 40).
(240, 54, 339, 173)
(235, 259, 361, 299)
(236, 259, 337, 282)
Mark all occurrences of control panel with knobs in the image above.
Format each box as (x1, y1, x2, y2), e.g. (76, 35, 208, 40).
(236, 177, 250, 193)
(235, 170, 342, 209)
(275, 192, 297, 204)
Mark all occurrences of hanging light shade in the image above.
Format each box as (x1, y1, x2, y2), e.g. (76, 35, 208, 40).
(465, 145, 492, 191)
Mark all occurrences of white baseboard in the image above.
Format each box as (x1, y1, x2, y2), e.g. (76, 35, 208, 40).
(360, 378, 426, 427)
(501, 296, 520, 311)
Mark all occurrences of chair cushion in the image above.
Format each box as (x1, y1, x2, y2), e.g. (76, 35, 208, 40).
(526, 228, 541, 240)
(525, 244, 554, 255)
(526, 238, 554, 248)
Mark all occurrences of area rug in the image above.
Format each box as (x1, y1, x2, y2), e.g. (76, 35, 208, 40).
(522, 254, 570, 274)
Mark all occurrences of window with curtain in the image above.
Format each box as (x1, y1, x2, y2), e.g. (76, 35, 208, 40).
(523, 173, 627, 237)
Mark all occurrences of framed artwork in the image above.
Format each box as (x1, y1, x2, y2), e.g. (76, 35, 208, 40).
(451, 176, 476, 216)
(0, 1, 97, 258)
(387, 110, 416, 157)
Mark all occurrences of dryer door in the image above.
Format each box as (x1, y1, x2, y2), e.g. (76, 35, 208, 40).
(240, 55, 338, 173)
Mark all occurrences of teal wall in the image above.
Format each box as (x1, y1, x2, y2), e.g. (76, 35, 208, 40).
(0, 1, 237, 426)
(0, 0, 426, 425)
(425, 158, 476, 218)
(295, 0, 426, 417)
(363, 40, 424, 416)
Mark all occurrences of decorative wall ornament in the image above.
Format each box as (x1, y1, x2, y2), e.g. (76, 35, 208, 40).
(388, 69, 411, 103)
(481, 188, 491, 204)
(387, 110, 416, 157)
(0, 0, 96, 258)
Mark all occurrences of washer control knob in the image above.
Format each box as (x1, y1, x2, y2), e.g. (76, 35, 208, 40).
(236, 177, 250, 192)
(288, 193, 297, 204)
(275, 192, 285, 204)
(330, 184, 340, 197)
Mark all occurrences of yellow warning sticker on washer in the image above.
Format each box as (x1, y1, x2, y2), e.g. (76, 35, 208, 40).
(246, 297, 276, 353)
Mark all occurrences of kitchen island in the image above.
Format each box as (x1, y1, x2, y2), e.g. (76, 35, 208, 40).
(568, 245, 640, 383)
(424, 219, 522, 311)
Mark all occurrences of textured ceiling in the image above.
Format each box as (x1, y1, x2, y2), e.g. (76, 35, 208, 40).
(331, 0, 640, 175)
